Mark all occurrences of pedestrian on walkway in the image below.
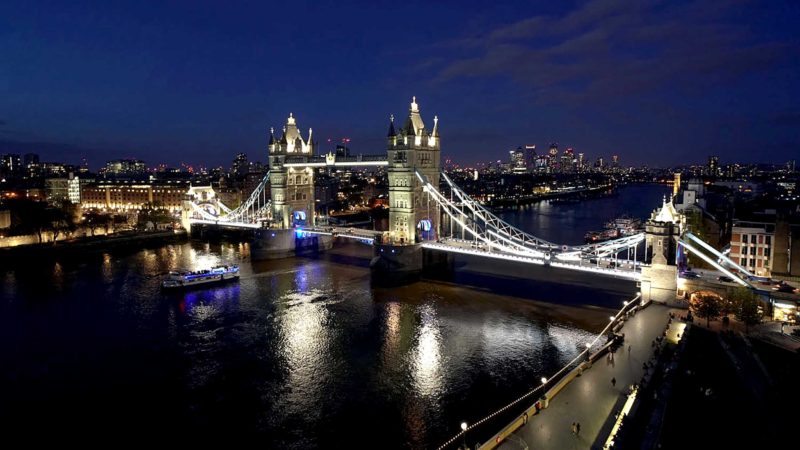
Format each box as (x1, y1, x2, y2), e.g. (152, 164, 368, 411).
(576, 422, 581, 435)
(611, 377, 616, 387)
(571, 422, 577, 435)
(628, 345, 631, 355)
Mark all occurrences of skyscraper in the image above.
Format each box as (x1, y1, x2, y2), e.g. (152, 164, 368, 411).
(232, 152, 249, 177)
(0, 154, 22, 177)
(562, 147, 575, 173)
(548, 143, 559, 173)
(707, 155, 719, 177)
(509, 147, 526, 174)
(524, 145, 536, 171)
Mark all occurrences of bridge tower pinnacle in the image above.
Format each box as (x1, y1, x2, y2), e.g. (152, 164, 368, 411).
(386, 97, 441, 244)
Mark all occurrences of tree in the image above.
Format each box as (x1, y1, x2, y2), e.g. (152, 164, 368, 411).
(84, 211, 106, 236)
(732, 288, 762, 333)
(50, 203, 79, 243)
(692, 292, 722, 327)
(137, 201, 173, 230)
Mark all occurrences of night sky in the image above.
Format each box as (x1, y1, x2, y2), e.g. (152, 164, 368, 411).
(1, 0, 798, 169)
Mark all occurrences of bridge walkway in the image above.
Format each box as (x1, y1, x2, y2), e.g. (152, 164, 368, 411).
(497, 304, 676, 450)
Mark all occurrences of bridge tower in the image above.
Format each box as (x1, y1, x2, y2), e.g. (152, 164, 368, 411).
(386, 97, 440, 244)
(372, 97, 449, 282)
(252, 114, 330, 259)
(268, 113, 316, 229)
(640, 197, 683, 305)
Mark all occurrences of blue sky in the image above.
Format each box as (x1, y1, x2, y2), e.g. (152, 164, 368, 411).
(1, 0, 798, 169)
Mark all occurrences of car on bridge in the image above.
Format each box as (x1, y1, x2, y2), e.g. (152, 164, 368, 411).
(680, 271, 702, 279)
(773, 282, 797, 293)
(717, 276, 734, 283)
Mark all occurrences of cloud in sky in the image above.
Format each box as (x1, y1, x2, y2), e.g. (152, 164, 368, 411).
(432, 0, 795, 105)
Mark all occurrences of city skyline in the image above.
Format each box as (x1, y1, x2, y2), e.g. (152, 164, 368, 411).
(2, 0, 799, 168)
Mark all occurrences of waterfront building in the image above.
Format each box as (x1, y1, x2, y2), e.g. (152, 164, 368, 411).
(80, 180, 191, 213)
(730, 219, 775, 277)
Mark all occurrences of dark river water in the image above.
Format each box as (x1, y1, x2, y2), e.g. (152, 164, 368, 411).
(0, 184, 670, 447)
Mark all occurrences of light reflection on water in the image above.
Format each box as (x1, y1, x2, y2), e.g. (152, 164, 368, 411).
(0, 184, 660, 448)
(410, 304, 444, 399)
(1, 240, 609, 448)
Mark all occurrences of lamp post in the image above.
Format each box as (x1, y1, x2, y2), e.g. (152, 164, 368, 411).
(461, 422, 468, 449)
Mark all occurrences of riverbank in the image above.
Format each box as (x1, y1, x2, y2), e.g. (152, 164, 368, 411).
(485, 183, 615, 208)
(0, 229, 187, 263)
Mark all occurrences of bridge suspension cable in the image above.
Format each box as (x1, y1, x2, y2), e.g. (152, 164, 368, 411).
(187, 171, 272, 226)
(440, 171, 559, 252)
(223, 170, 272, 223)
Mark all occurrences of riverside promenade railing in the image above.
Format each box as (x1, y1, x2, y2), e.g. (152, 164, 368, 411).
(436, 293, 646, 450)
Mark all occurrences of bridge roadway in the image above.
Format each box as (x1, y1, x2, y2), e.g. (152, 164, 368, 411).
(301, 226, 383, 243)
(423, 238, 643, 281)
(297, 229, 644, 281)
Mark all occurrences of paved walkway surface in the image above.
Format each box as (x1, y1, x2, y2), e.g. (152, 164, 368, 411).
(499, 303, 676, 450)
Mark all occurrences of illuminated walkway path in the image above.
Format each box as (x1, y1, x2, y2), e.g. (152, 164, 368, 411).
(498, 304, 676, 450)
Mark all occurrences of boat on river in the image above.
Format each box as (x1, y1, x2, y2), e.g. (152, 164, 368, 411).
(585, 216, 643, 243)
(161, 265, 240, 289)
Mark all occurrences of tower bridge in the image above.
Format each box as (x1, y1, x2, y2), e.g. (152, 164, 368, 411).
(182, 98, 758, 301)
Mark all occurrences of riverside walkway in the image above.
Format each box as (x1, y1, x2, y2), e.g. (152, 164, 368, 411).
(497, 303, 676, 450)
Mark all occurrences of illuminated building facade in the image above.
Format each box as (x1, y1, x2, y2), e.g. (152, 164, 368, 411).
(80, 180, 190, 212)
(730, 220, 775, 277)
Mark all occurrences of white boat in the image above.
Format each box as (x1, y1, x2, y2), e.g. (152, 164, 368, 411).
(161, 265, 240, 289)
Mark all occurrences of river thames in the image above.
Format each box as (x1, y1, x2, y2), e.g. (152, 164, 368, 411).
(0, 183, 669, 447)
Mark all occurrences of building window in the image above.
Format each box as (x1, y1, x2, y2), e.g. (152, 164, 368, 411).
(765, 248, 770, 258)
(766, 235, 771, 245)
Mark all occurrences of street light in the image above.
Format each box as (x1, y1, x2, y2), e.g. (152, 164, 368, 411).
(461, 422, 468, 449)
(541, 377, 547, 385)
(610, 315, 616, 321)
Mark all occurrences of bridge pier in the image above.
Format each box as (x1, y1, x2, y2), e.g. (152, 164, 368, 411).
(370, 243, 453, 285)
(251, 228, 332, 260)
